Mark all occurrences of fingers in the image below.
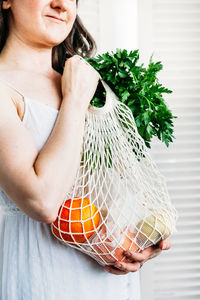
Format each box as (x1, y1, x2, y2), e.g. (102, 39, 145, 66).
(65, 55, 87, 67)
(123, 238, 171, 261)
(104, 239, 172, 275)
(114, 261, 141, 273)
(69, 55, 89, 68)
(104, 260, 141, 275)
(62, 54, 100, 104)
(73, 55, 89, 65)
(122, 241, 169, 264)
(158, 238, 171, 250)
(123, 247, 156, 262)
(71, 55, 100, 79)
(123, 250, 147, 262)
(104, 265, 129, 275)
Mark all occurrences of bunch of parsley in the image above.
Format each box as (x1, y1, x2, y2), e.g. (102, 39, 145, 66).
(85, 49, 176, 148)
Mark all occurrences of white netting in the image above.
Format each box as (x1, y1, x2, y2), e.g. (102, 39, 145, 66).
(51, 80, 178, 266)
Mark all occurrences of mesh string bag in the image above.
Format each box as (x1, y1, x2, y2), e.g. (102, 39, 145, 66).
(51, 79, 178, 266)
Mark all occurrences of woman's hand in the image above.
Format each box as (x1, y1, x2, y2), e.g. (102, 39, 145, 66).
(104, 238, 171, 275)
(61, 55, 100, 113)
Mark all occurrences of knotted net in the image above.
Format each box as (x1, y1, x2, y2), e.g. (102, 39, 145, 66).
(51, 80, 178, 266)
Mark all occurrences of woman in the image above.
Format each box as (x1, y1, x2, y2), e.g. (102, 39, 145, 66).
(0, 0, 171, 299)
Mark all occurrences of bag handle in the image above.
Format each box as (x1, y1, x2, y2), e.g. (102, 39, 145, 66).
(88, 78, 118, 115)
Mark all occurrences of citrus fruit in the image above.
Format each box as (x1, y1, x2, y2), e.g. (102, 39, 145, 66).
(52, 197, 101, 244)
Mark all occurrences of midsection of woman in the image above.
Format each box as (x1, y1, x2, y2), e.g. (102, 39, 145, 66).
(0, 76, 141, 300)
(0, 214, 141, 300)
(0, 0, 143, 299)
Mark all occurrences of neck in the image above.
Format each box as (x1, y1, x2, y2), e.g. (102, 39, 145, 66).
(0, 32, 56, 78)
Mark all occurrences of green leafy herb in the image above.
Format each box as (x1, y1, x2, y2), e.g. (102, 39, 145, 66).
(85, 49, 177, 148)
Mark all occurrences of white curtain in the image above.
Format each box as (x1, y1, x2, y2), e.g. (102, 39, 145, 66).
(138, 1, 200, 299)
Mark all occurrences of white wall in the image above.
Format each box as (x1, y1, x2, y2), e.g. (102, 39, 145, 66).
(98, 0, 138, 53)
(78, 0, 139, 54)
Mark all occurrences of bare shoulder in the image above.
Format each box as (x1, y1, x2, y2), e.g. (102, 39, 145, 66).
(0, 80, 24, 121)
(0, 78, 39, 200)
(0, 80, 18, 110)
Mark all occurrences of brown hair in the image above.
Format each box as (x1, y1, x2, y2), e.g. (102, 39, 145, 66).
(0, 0, 97, 74)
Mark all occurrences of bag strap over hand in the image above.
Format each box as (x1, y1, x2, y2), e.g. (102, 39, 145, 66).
(88, 79, 118, 115)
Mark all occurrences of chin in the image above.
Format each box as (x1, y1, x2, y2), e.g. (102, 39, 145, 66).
(45, 27, 73, 45)
(48, 37, 67, 47)
(42, 33, 69, 47)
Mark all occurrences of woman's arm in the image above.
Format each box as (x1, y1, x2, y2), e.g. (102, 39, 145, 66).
(33, 99, 86, 221)
(0, 56, 100, 223)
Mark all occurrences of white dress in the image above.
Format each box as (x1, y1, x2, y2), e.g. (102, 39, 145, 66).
(0, 88, 141, 300)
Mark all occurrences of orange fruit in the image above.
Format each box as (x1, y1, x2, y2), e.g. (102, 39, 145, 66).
(52, 197, 101, 244)
(92, 224, 139, 264)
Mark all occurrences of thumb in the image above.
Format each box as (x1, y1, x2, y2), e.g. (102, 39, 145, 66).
(159, 238, 171, 250)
